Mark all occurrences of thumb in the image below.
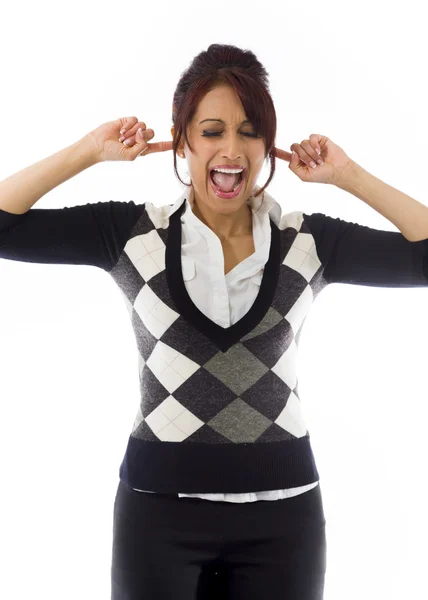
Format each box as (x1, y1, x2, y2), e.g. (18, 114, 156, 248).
(133, 127, 152, 156)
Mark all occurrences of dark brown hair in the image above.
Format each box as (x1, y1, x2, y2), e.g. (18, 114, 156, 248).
(171, 43, 277, 202)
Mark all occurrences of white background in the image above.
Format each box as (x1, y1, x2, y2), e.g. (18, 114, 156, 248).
(0, 1, 427, 598)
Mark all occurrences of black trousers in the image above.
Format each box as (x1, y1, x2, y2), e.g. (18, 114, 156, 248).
(111, 480, 327, 599)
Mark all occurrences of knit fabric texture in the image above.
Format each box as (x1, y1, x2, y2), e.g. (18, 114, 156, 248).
(1, 187, 428, 494)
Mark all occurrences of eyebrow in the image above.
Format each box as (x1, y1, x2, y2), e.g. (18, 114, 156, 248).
(199, 119, 251, 125)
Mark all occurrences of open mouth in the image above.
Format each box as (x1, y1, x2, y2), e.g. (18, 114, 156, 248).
(209, 169, 245, 199)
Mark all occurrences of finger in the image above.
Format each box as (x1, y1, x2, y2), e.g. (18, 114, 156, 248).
(292, 141, 320, 168)
(134, 127, 154, 155)
(136, 139, 173, 156)
(309, 133, 323, 156)
(122, 127, 153, 149)
(301, 140, 324, 166)
(290, 150, 308, 168)
(118, 116, 139, 136)
(119, 121, 147, 141)
(273, 147, 293, 162)
(133, 128, 172, 156)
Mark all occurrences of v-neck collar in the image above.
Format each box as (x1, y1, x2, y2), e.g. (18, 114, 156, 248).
(165, 199, 281, 352)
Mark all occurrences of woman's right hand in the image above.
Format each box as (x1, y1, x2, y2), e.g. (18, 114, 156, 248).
(85, 116, 173, 162)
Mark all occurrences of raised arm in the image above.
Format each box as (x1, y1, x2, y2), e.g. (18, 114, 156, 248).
(0, 136, 98, 215)
(0, 117, 168, 270)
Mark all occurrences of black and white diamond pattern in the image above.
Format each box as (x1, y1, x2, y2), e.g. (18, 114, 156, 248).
(111, 200, 323, 446)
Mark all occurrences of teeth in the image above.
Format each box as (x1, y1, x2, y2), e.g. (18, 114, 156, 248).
(212, 167, 244, 174)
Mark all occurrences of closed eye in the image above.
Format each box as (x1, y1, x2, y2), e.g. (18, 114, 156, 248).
(202, 131, 260, 138)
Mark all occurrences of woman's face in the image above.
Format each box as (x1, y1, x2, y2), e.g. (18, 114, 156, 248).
(171, 84, 266, 216)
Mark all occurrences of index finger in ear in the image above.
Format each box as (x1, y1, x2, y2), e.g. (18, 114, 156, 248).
(273, 147, 293, 162)
(137, 140, 173, 156)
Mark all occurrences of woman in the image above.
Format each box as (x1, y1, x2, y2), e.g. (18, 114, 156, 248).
(1, 43, 427, 599)
(109, 43, 328, 600)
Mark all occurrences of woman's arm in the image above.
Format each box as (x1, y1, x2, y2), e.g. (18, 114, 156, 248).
(0, 135, 99, 215)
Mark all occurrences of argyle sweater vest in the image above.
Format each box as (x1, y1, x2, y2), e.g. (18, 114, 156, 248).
(115, 199, 323, 494)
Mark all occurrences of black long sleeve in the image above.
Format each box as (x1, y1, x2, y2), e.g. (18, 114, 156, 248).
(303, 212, 428, 287)
(0, 201, 146, 272)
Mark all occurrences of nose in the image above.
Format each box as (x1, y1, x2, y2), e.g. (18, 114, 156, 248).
(219, 132, 244, 160)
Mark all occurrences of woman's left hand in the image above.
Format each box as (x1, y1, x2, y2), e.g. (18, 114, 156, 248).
(274, 134, 355, 185)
